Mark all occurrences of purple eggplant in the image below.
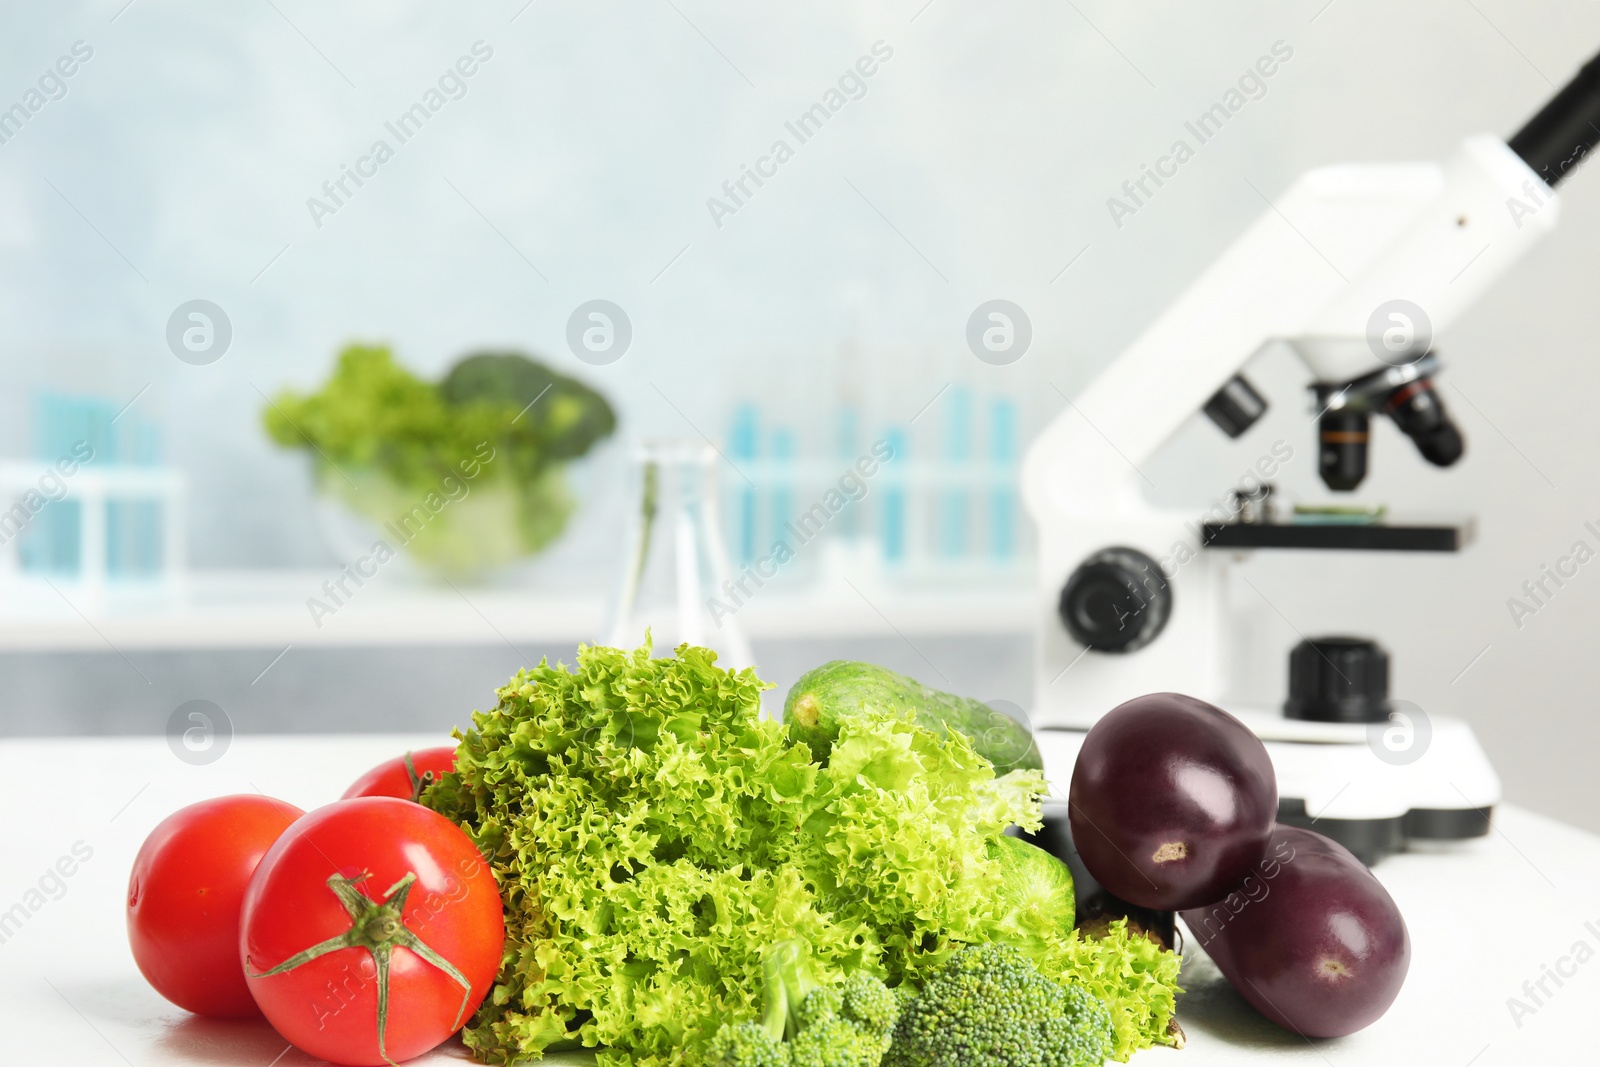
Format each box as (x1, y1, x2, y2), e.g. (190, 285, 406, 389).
(1181, 824, 1410, 1038)
(1068, 692, 1276, 910)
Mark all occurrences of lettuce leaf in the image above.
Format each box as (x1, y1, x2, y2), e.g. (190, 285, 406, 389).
(425, 641, 1052, 1066)
(1040, 919, 1184, 1060)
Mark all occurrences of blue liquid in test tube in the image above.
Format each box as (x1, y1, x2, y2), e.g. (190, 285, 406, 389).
(729, 404, 759, 564)
(835, 405, 860, 538)
(769, 427, 795, 557)
(989, 397, 1017, 561)
(23, 393, 115, 574)
(881, 427, 907, 563)
(938, 387, 973, 558)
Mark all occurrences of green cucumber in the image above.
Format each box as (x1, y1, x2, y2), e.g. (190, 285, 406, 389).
(783, 660, 1043, 772)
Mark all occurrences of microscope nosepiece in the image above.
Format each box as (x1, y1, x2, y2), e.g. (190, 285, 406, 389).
(1313, 357, 1465, 490)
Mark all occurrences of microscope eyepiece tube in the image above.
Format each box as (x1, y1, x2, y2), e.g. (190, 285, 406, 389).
(1509, 48, 1600, 187)
(1385, 377, 1465, 468)
(1203, 374, 1269, 438)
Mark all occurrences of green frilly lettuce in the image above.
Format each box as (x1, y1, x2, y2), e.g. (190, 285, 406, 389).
(425, 641, 1048, 1066)
(1050, 919, 1183, 1061)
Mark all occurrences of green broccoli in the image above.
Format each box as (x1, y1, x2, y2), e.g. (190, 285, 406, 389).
(884, 943, 1113, 1067)
(706, 941, 898, 1067)
(706, 1024, 789, 1067)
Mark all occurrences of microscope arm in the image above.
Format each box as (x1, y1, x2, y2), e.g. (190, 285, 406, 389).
(1022, 139, 1556, 524)
(1022, 51, 1600, 724)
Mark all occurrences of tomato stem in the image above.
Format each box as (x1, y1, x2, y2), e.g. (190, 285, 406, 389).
(246, 871, 472, 1066)
(405, 751, 437, 804)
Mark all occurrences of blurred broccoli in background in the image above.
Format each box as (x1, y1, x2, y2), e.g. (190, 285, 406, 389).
(263, 344, 615, 577)
(439, 351, 615, 465)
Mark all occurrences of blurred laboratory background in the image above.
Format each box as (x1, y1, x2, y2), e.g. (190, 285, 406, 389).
(5, 1, 1600, 831)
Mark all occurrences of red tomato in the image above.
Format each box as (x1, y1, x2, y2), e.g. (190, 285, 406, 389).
(341, 746, 457, 802)
(127, 794, 305, 1017)
(240, 797, 504, 1066)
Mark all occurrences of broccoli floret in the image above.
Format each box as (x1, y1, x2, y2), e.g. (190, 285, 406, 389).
(884, 943, 1114, 1067)
(789, 1016, 889, 1067)
(706, 943, 898, 1067)
(706, 1021, 789, 1067)
(837, 971, 901, 1036)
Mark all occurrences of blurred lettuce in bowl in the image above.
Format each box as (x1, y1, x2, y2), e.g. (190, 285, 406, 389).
(263, 344, 615, 579)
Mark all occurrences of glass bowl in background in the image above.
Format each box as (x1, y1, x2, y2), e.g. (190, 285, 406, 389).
(312, 462, 575, 584)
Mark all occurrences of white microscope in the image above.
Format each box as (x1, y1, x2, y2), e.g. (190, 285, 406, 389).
(1023, 51, 1600, 863)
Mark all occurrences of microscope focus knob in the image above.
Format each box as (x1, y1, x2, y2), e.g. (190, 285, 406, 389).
(1058, 547, 1172, 654)
(1284, 636, 1391, 723)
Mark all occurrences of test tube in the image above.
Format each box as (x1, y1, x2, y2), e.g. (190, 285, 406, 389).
(938, 386, 973, 558)
(728, 403, 759, 564)
(769, 427, 795, 559)
(881, 427, 908, 564)
(989, 397, 1017, 561)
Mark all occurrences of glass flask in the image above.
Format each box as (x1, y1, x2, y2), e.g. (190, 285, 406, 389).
(601, 438, 755, 672)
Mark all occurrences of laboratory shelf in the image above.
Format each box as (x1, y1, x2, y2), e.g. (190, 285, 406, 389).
(0, 569, 1035, 651)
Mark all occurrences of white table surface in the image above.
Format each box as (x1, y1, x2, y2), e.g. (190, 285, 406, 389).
(1, 733, 1592, 1065)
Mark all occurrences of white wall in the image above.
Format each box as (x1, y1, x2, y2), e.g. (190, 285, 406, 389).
(4, 0, 1600, 828)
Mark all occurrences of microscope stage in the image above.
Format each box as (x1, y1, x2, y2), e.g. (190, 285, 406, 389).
(1200, 519, 1473, 552)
